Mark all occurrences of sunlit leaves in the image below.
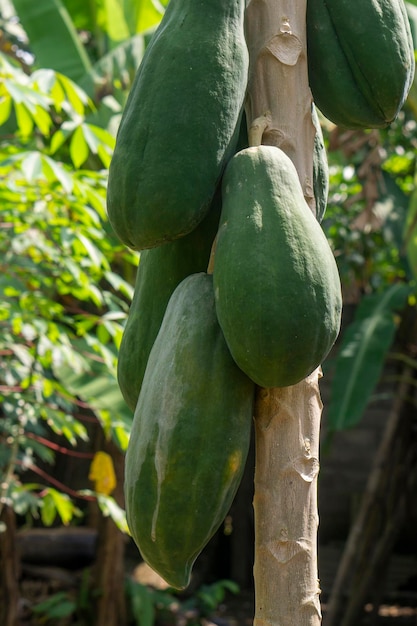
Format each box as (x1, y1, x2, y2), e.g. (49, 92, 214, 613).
(124, 0, 165, 36)
(6, 483, 82, 526)
(61, 0, 165, 43)
(40, 488, 82, 526)
(0, 142, 134, 460)
(0, 0, 152, 532)
(60, 121, 115, 168)
(96, 493, 129, 533)
(0, 55, 106, 165)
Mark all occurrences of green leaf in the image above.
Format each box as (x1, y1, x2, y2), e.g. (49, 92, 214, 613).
(14, 102, 33, 137)
(56, 74, 90, 116)
(104, 270, 135, 300)
(44, 487, 77, 525)
(32, 104, 52, 136)
(96, 493, 129, 533)
(50, 128, 71, 154)
(40, 490, 58, 526)
(9, 483, 42, 517)
(77, 232, 105, 268)
(33, 592, 76, 618)
(79, 123, 115, 167)
(20, 151, 43, 181)
(327, 284, 411, 431)
(104, 0, 130, 42)
(124, 0, 164, 34)
(70, 125, 89, 168)
(60, 0, 97, 31)
(126, 579, 156, 626)
(41, 155, 74, 193)
(0, 95, 12, 126)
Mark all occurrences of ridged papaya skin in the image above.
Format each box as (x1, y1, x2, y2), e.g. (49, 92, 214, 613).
(124, 273, 255, 589)
(213, 145, 342, 389)
(117, 194, 220, 412)
(107, 0, 248, 250)
(307, 0, 415, 129)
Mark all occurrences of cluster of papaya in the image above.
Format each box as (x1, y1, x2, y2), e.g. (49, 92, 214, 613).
(108, 0, 413, 591)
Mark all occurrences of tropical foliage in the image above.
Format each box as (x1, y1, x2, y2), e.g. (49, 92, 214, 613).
(0, 0, 148, 529)
(323, 104, 417, 430)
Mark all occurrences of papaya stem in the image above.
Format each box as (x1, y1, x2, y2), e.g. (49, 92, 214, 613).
(249, 112, 272, 147)
(253, 373, 323, 626)
(245, 0, 316, 212)
(246, 0, 323, 624)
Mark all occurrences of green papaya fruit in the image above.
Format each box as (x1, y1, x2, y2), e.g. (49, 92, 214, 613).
(312, 104, 329, 222)
(124, 273, 254, 589)
(307, 0, 415, 129)
(107, 0, 248, 250)
(117, 194, 220, 412)
(213, 145, 342, 389)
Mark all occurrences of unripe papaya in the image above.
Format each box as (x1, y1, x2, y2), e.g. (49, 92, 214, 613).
(307, 0, 415, 129)
(124, 273, 254, 589)
(107, 0, 248, 250)
(213, 145, 342, 388)
(117, 194, 220, 412)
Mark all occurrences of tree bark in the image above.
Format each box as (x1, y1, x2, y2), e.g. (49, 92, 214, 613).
(0, 506, 19, 626)
(253, 374, 322, 626)
(245, 1, 323, 624)
(91, 440, 126, 626)
(245, 0, 315, 208)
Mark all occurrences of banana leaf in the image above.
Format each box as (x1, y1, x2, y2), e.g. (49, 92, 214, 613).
(326, 283, 411, 432)
(80, 33, 146, 98)
(11, 0, 92, 81)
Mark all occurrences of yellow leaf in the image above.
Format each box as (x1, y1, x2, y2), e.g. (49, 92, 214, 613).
(89, 451, 116, 495)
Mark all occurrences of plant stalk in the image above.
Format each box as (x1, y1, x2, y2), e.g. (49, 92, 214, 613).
(253, 374, 323, 626)
(245, 0, 315, 208)
(245, 1, 323, 624)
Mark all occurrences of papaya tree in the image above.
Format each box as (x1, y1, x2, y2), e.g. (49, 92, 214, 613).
(107, 0, 415, 625)
(243, 4, 327, 623)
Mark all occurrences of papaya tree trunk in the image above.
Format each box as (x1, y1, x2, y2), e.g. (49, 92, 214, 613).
(253, 376, 322, 625)
(245, 1, 323, 624)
